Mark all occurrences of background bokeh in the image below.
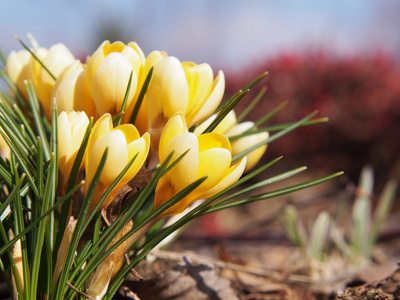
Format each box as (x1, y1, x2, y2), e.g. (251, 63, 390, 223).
(2, 0, 400, 69)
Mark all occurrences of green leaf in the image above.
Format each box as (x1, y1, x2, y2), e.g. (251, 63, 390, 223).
(0, 181, 84, 256)
(53, 149, 108, 300)
(232, 110, 319, 162)
(369, 179, 397, 254)
(113, 70, 133, 127)
(206, 172, 344, 213)
(203, 89, 249, 134)
(30, 153, 57, 298)
(236, 86, 267, 123)
(25, 80, 51, 161)
(55, 118, 93, 253)
(130, 67, 154, 125)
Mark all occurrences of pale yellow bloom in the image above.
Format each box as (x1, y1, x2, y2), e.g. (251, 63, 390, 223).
(5, 49, 31, 99)
(51, 60, 96, 118)
(226, 121, 269, 172)
(146, 56, 224, 150)
(85, 41, 144, 120)
(154, 112, 246, 216)
(182, 62, 225, 128)
(195, 111, 269, 172)
(84, 113, 150, 210)
(36, 44, 76, 118)
(58, 111, 90, 194)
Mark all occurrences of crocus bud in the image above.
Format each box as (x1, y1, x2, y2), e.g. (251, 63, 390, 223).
(52, 60, 96, 118)
(84, 113, 150, 211)
(86, 221, 132, 300)
(58, 111, 90, 194)
(8, 230, 24, 293)
(154, 112, 246, 216)
(36, 43, 75, 119)
(86, 41, 144, 119)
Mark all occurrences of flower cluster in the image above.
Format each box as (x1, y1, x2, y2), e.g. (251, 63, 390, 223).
(4, 38, 269, 298)
(6, 40, 268, 215)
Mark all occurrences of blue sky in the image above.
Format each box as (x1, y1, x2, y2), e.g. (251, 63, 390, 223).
(1, 0, 399, 70)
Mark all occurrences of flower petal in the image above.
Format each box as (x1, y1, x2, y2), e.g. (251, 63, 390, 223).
(197, 132, 231, 153)
(200, 157, 247, 199)
(159, 112, 187, 156)
(188, 70, 225, 127)
(160, 132, 198, 191)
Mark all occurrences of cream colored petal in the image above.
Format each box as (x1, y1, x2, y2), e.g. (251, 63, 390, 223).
(181, 61, 196, 71)
(102, 41, 126, 56)
(122, 45, 143, 77)
(58, 111, 73, 165)
(196, 147, 231, 193)
(201, 157, 247, 199)
(114, 124, 141, 143)
(53, 63, 83, 112)
(144, 51, 167, 74)
(188, 70, 225, 127)
(89, 130, 129, 186)
(88, 114, 112, 148)
(127, 42, 145, 62)
(160, 132, 198, 191)
(197, 132, 231, 153)
(86, 114, 113, 177)
(85, 40, 110, 90)
(146, 56, 189, 128)
(29, 47, 48, 89)
(92, 52, 137, 116)
(227, 122, 269, 172)
(225, 121, 253, 137)
(5, 50, 31, 96)
(185, 63, 213, 125)
(39, 43, 75, 116)
(73, 68, 96, 118)
(159, 112, 187, 156)
(124, 133, 150, 180)
(193, 110, 237, 136)
(70, 112, 90, 151)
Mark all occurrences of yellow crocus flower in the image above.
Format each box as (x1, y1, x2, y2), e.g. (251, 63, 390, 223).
(194, 111, 269, 172)
(84, 113, 150, 210)
(154, 112, 246, 216)
(58, 111, 90, 194)
(182, 62, 225, 128)
(85, 41, 144, 120)
(146, 56, 224, 151)
(51, 60, 96, 118)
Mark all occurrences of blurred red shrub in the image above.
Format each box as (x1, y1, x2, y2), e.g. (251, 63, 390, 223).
(225, 52, 400, 182)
